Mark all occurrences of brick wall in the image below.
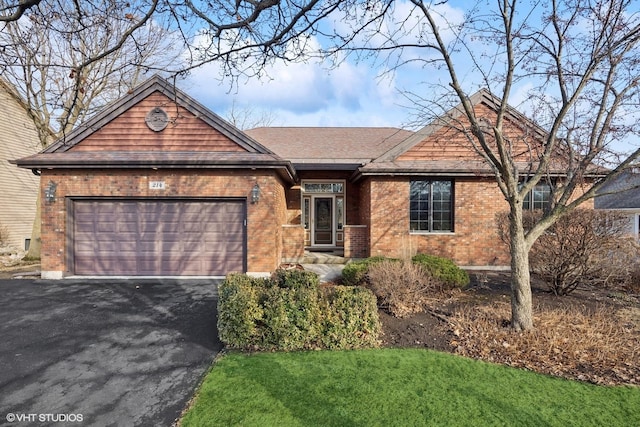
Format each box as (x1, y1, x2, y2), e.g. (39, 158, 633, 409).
(39, 168, 286, 276)
(344, 225, 368, 258)
(366, 176, 511, 266)
(281, 225, 305, 261)
(365, 176, 595, 267)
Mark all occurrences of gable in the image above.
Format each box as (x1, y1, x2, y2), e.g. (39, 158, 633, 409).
(397, 102, 546, 162)
(15, 75, 297, 183)
(44, 75, 274, 155)
(69, 91, 247, 153)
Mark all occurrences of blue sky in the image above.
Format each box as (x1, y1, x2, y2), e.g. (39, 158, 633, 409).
(183, 50, 411, 129)
(179, 0, 472, 129)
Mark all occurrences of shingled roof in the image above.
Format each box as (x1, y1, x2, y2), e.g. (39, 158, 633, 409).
(245, 127, 414, 170)
(595, 170, 640, 209)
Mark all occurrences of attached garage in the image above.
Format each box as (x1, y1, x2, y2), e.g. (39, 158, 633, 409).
(14, 75, 297, 279)
(71, 199, 246, 276)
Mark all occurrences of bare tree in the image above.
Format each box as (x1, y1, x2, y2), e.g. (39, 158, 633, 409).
(0, 0, 176, 146)
(389, 0, 640, 330)
(0, 0, 41, 22)
(0, 0, 179, 257)
(224, 100, 278, 130)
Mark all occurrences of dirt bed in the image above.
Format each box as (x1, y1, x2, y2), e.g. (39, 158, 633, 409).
(379, 271, 640, 386)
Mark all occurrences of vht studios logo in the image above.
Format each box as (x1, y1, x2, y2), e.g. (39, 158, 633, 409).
(6, 413, 84, 423)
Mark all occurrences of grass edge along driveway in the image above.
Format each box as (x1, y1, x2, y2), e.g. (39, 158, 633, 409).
(180, 348, 639, 427)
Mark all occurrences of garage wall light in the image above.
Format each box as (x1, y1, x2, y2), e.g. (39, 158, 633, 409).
(44, 181, 57, 203)
(251, 183, 261, 204)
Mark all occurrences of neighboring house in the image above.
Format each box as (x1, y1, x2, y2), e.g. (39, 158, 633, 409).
(595, 170, 640, 240)
(0, 80, 41, 253)
(14, 75, 591, 279)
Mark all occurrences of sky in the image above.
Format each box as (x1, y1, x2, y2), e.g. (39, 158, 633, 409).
(175, 0, 640, 163)
(182, 48, 413, 129)
(178, 0, 471, 130)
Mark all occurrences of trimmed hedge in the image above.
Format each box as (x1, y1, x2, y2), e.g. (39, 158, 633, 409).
(321, 285, 380, 349)
(217, 270, 381, 351)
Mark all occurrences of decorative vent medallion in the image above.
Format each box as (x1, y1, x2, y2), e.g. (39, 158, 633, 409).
(145, 107, 169, 132)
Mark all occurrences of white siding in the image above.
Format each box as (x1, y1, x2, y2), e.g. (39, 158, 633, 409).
(0, 83, 41, 251)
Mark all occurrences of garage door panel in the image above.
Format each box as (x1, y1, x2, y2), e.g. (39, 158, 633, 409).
(73, 199, 245, 276)
(76, 255, 138, 275)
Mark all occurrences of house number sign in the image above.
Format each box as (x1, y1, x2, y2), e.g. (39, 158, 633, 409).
(149, 181, 166, 190)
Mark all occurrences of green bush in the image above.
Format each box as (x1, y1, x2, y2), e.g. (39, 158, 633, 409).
(321, 286, 381, 349)
(342, 256, 393, 286)
(217, 269, 380, 351)
(411, 253, 470, 288)
(342, 254, 468, 289)
(271, 268, 320, 289)
(260, 285, 323, 351)
(217, 273, 265, 348)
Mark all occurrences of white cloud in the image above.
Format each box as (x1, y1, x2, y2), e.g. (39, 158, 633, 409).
(180, 0, 468, 129)
(183, 34, 409, 127)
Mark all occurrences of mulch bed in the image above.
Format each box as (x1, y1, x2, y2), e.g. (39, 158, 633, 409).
(379, 271, 640, 386)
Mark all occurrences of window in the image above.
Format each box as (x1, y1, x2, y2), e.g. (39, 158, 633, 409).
(303, 197, 310, 229)
(303, 183, 343, 193)
(410, 180, 453, 232)
(522, 183, 552, 211)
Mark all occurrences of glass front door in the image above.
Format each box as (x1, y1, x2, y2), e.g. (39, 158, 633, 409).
(313, 197, 334, 245)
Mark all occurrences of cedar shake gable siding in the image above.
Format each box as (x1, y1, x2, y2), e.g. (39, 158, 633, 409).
(69, 92, 247, 153)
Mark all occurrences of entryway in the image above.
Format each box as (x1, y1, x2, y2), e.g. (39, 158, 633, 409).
(302, 181, 345, 249)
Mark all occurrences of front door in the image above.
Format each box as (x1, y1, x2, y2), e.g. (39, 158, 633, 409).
(313, 197, 334, 246)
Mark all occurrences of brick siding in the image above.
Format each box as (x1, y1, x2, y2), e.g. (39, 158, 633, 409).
(366, 176, 512, 266)
(39, 169, 286, 275)
(344, 225, 368, 258)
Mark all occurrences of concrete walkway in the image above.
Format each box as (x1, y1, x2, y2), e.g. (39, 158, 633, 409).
(302, 263, 345, 283)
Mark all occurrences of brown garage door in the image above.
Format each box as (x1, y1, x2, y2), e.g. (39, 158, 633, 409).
(72, 199, 246, 276)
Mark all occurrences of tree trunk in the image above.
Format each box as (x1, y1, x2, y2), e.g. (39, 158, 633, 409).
(509, 205, 534, 331)
(26, 188, 41, 260)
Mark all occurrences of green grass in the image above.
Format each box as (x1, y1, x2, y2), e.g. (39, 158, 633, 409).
(181, 349, 640, 427)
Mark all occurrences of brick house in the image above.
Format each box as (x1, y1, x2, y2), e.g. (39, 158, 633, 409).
(14, 75, 577, 278)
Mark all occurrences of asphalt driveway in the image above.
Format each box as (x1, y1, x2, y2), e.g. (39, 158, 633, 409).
(0, 278, 222, 426)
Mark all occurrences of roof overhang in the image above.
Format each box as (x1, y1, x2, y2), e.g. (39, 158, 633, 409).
(352, 160, 607, 182)
(13, 151, 298, 184)
(292, 162, 363, 171)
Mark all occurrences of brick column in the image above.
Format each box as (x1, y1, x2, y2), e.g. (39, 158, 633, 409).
(281, 224, 305, 263)
(344, 225, 368, 259)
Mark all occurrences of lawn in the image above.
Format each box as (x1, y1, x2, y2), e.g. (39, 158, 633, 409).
(180, 348, 640, 426)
